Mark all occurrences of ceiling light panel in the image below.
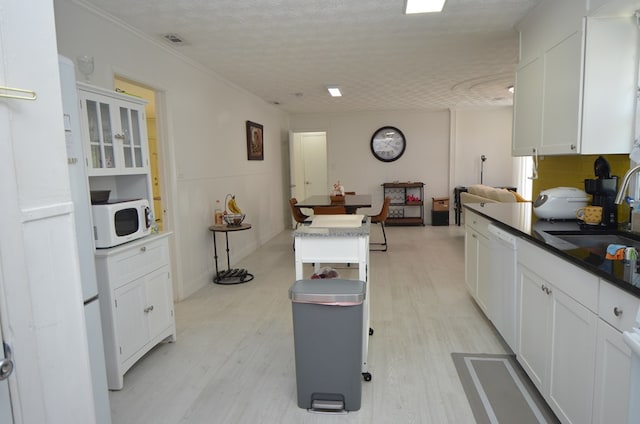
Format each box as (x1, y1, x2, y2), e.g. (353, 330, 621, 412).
(327, 87, 342, 97)
(405, 0, 446, 14)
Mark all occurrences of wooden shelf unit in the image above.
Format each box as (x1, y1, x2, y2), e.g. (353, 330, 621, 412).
(382, 182, 425, 226)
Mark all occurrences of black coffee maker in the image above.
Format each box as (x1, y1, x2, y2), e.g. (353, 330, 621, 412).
(584, 156, 618, 228)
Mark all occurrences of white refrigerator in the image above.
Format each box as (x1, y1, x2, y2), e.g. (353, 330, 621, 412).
(59, 55, 112, 424)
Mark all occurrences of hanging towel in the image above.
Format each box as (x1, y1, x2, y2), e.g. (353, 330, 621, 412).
(606, 244, 627, 260)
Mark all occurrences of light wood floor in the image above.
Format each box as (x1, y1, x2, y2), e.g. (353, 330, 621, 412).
(108, 224, 508, 423)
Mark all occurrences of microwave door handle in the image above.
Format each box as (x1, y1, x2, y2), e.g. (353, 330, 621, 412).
(144, 206, 152, 229)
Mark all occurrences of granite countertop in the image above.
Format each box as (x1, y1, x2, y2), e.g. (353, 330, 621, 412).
(464, 202, 640, 298)
(293, 217, 371, 237)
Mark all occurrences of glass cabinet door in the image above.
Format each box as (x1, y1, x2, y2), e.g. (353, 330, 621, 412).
(119, 105, 145, 169)
(86, 99, 115, 169)
(79, 86, 148, 176)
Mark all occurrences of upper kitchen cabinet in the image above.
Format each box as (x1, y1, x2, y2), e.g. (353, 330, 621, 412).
(77, 83, 149, 176)
(513, 3, 639, 156)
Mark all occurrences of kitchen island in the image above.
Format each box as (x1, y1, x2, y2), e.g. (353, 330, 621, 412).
(293, 216, 371, 380)
(463, 202, 639, 424)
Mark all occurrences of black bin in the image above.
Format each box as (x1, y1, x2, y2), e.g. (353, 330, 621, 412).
(432, 210, 449, 226)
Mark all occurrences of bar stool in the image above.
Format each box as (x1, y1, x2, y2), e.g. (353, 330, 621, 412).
(289, 198, 310, 228)
(370, 197, 391, 251)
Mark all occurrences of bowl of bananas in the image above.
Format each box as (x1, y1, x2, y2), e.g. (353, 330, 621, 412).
(224, 194, 246, 226)
(223, 213, 245, 227)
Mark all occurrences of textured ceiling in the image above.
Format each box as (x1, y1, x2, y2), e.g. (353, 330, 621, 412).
(82, 0, 543, 113)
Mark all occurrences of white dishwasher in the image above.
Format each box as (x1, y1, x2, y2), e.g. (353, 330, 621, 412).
(487, 223, 518, 352)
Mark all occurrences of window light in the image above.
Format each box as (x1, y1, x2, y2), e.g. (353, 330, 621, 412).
(405, 0, 446, 14)
(327, 86, 342, 97)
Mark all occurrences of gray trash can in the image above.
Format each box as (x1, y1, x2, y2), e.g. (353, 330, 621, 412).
(289, 279, 365, 412)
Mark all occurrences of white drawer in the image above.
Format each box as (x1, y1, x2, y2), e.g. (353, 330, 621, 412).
(598, 281, 640, 332)
(518, 238, 599, 312)
(105, 237, 169, 289)
(465, 209, 490, 237)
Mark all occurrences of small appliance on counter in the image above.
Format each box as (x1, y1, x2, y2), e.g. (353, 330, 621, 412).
(533, 187, 589, 220)
(584, 156, 618, 228)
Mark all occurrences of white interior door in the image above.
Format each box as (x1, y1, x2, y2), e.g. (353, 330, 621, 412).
(289, 132, 328, 199)
(0, 17, 15, 421)
(289, 131, 327, 224)
(301, 133, 328, 198)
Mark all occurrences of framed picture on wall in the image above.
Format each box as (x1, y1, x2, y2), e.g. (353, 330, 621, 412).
(246, 121, 264, 160)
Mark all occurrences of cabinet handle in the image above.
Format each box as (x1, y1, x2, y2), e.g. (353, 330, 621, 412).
(570, 144, 576, 151)
(144, 305, 154, 313)
(140, 246, 146, 252)
(546, 287, 552, 295)
(114, 134, 125, 140)
(614, 307, 623, 317)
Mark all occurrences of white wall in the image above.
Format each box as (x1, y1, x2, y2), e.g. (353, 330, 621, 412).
(451, 107, 517, 188)
(54, 0, 290, 299)
(290, 108, 516, 222)
(290, 110, 451, 222)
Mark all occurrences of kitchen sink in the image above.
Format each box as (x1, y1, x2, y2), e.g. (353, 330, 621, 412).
(544, 230, 640, 255)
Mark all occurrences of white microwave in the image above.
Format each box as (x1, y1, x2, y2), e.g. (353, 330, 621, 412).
(92, 199, 151, 248)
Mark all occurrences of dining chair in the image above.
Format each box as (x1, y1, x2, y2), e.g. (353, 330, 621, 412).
(289, 198, 310, 228)
(370, 197, 391, 251)
(313, 205, 346, 215)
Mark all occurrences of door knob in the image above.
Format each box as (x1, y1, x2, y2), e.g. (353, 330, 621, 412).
(0, 342, 14, 381)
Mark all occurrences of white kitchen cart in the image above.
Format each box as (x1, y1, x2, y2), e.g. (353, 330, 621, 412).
(293, 215, 371, 381)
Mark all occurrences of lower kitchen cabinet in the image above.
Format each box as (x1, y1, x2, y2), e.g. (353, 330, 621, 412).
(464, 210, 490, 313)
(591, 280, 639, 424)
(463, 207, 640, 424)
(517, 253, 598, 424)
(517, 265, 549, 390)
(547, 287, 597, 424)
(593, 319, 631, 424)
(95, 233, 176, 390)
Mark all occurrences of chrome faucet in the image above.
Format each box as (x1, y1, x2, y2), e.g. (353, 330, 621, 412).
(615, 163, 640, 204)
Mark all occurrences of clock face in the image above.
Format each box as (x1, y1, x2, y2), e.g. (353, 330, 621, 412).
(371, 126, 406, 162)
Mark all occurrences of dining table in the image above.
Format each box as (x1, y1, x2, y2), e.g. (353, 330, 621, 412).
(294, 194, 372, 214)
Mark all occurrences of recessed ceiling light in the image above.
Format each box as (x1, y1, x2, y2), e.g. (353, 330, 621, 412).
(405, 0, 446, 14)
(327, 86, 342, 97)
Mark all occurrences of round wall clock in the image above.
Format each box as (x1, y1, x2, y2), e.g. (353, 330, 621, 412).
(370, 126, 406, 162)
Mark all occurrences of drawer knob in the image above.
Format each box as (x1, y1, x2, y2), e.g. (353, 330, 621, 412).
(140, 246, 147, 252)
(614, 307, 623, 317)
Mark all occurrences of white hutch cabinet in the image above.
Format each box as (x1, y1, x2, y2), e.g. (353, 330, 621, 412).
(94, 233, 175, 390)
(77, 82, 174, 389)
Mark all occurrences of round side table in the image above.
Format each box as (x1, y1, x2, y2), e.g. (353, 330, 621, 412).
(208, 223, 254, 284)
